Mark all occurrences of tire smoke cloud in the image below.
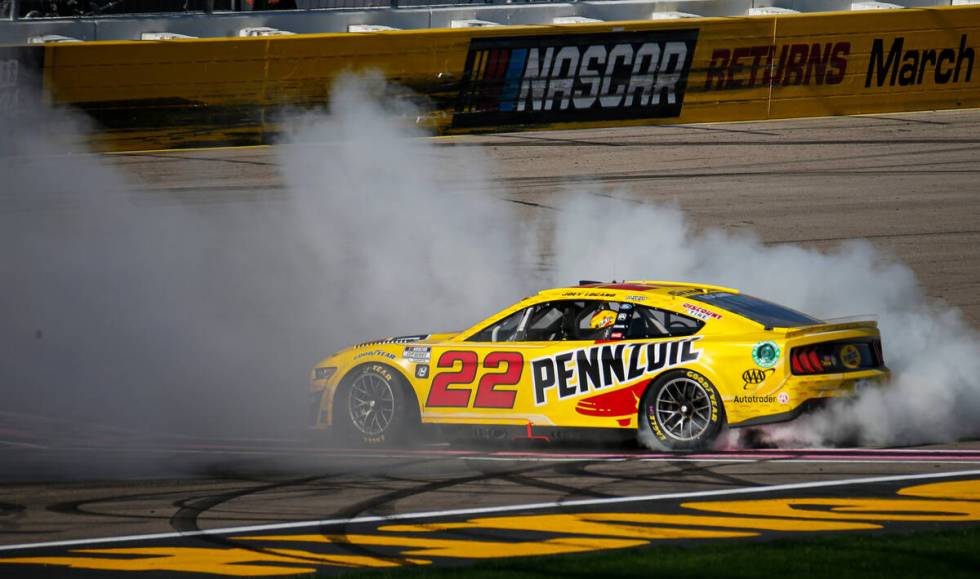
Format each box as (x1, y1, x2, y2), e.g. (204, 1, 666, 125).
(548, 196, 980, 447)
(1, 73, 976, 469)
(0, 75, 529, 452)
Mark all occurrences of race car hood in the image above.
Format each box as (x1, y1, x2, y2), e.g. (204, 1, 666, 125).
(314, 333, 458, 374)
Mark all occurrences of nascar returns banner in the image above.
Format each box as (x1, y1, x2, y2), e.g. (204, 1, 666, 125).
(33, 4, 980, 150)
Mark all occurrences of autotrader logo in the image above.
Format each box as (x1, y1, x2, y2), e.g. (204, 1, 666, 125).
(453, 29, 699, 128)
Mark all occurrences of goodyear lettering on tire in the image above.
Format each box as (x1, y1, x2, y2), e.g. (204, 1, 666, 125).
(686, 370, 720, 423)
(371, 364, 394, 383)
(648, 403, 668, 441)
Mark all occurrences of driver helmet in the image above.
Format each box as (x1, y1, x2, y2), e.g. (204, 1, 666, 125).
(589, 309, 617, 330)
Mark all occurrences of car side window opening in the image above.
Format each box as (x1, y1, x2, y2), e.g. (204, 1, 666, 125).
(469, 308, 526, 343)
(560, 301, 616, 341)
(627, 306, 704, 338)
(469, 300, 704, 343)
(469, 301, 611, 342)
(514, 300, 613, 341)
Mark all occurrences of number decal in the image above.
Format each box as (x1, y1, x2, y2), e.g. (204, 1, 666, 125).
(426, 351, 478, 407)
(474, 352, 523, 408)
(426, 351, 525, 409)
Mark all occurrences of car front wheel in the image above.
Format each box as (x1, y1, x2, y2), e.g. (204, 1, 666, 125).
(337, 364, 417, 446)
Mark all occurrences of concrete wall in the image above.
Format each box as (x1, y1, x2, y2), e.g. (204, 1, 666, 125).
(0, 0, 965, 45)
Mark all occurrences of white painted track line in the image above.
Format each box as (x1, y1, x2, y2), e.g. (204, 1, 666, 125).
(1, 468, 978, 553)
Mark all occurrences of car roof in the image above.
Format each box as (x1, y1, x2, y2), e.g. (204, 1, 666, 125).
(536, 280, 740, 308)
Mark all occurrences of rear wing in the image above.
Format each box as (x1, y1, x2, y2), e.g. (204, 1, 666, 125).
(775, 320, 879, 338)
(625, 280, 739, 294)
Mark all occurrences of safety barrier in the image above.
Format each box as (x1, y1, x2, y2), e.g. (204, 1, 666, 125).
(2, 4, 978, 150)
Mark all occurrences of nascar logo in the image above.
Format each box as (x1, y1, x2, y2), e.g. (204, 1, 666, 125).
(532, 337, 702, 405)
(454, 30, 699, 128)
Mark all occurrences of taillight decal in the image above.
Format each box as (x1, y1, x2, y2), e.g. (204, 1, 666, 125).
(791, 351, 805, 374)
(797, 348, 815, 373)
(807, 350, 823, 373)
(790, 339, 883, 375)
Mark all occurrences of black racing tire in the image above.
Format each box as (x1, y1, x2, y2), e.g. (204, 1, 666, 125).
(334, 364, 418, 447)
(638, 369, 725, 452)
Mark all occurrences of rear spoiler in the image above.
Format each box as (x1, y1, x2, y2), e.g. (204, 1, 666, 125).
(775, 320, 879, 338)
(625, 280, 739, 294)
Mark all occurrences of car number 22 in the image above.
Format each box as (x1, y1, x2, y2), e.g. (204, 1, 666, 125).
(425, 351, 524, 409)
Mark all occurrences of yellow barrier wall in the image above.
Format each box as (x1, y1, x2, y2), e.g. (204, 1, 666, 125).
(33, 5, 980, 150)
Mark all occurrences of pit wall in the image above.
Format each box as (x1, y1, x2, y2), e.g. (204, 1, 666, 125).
(2, 4, 978, 151)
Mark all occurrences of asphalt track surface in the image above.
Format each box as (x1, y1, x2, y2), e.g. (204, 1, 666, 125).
(2, 109, 979, 576)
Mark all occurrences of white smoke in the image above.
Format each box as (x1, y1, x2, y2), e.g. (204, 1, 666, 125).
(548, 193, 980, 447)
(277, 74, 537, 337)
(0, 74, 531, 448)
(1, 72, 975, 458)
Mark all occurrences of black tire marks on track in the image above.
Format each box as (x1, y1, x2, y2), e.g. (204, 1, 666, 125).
(148, 455, 753, 566)
(163, 457, 445, 568)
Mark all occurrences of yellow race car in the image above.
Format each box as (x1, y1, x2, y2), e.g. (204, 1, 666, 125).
(309, 281, 888, 450)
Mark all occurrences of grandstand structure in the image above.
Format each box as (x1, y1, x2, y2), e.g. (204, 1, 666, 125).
(1, 0, 976, 45)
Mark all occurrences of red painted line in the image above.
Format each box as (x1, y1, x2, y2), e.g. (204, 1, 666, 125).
(0, 428, 35, 438)
(688, 453, 797, 460)
(798, 454, 980, 461)
(479, 450, 980, 461)
(491, 451, 642, 459)
(757, 448, 980, 454)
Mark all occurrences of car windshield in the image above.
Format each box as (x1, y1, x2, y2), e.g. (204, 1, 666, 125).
(690, 292, 821, 328)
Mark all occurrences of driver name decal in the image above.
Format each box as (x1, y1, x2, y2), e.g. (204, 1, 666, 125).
(532, 337, 702, 405)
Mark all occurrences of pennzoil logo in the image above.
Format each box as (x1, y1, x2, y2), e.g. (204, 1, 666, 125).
(453, 30, 699, 128)
(532, 337, 701, 405)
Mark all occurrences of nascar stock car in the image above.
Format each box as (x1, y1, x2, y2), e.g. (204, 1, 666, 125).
(308, 281, 888, 450)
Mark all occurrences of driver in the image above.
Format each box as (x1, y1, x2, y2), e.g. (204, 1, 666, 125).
(589, 309, 617, 331)
(568, 305, 617, 340)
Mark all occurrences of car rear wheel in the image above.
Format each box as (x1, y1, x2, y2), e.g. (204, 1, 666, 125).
(337, 364, 417, 446)
(638, 369, 724, 451)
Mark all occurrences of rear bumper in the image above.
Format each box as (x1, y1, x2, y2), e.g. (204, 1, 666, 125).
(727, 367, 889, 428)
(729, 399, 829, 428)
